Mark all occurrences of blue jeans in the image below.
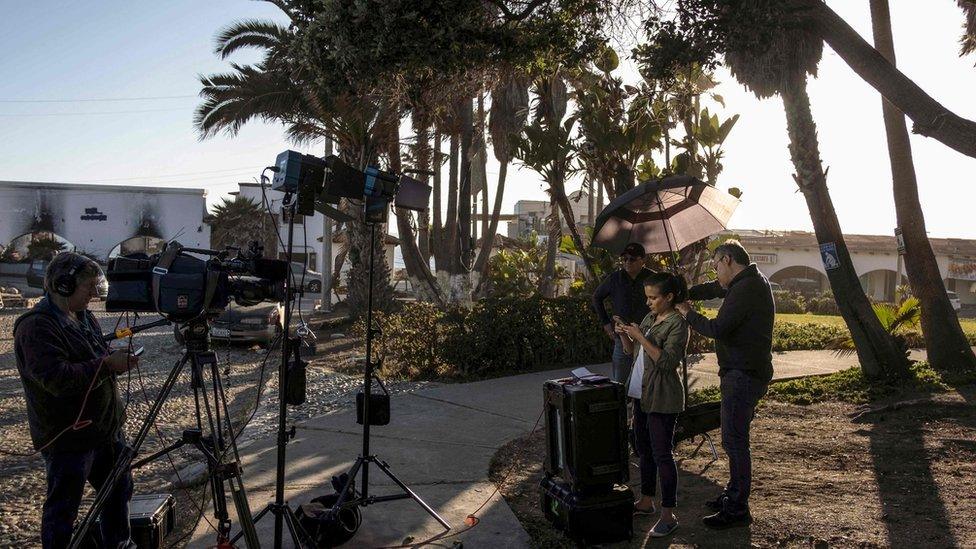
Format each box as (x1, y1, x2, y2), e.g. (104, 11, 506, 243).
(719, 369, 768, 515)
(41, 434, 133, 549)
(632, 404, 679, 508)
(611, 336, 632, 385)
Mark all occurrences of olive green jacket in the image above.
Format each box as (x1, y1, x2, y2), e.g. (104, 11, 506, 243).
(631, 311, 688, 414)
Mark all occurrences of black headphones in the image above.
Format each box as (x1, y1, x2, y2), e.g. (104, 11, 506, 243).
(52, 255, 87, 297)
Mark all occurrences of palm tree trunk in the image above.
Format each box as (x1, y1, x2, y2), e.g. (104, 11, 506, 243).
(781, 74, 909, 379)
(538, 196, 561, 297)
(445, 134, 460, 273)
(431, 131, 443, 269)
(458, 97, 474, 273)
(474, 161, 507, 276)
(415, 119, 432, 265)
(870, 0, 976, 371)
(587, 182, 595, 227)
(807, 0, 976, 159)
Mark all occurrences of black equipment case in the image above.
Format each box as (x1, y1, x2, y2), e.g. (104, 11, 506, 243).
(129, 493, 175, 549)
(543, 377, 628, 492)
(675, 400, 722, 443)
(540, 476, 633, 545)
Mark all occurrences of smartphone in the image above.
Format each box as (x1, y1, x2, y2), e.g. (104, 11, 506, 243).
(132, 346, 145, 357)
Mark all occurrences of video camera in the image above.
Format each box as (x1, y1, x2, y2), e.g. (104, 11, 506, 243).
(272, 150, 431, 223)
(104, 241, 288, 322)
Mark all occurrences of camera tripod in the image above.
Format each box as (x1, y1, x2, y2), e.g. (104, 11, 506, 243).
(69, 320, 260, 549)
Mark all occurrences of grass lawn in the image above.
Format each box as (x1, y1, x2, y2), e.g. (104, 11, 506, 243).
(704, 308, 976, 333)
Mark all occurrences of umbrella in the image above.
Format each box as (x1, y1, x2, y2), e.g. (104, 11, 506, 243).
(590, 175, 740, 255)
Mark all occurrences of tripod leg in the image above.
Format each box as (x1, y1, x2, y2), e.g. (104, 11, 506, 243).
(373, 459, 451, 530)
(282, 504, 317, 548)
(333, 457, 365, 509)
(68, 354, 191, 549)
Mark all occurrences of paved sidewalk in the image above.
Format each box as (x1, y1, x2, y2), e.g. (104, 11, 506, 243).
(190, 350, 859, 548)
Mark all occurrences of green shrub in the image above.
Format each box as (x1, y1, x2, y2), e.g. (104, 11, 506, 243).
(773, 290, 805, 314)
(772, 322, 847, 351)
(371, 296, 611, 380)
(764, 361, 974, 405)
(805, 292, 840, 315)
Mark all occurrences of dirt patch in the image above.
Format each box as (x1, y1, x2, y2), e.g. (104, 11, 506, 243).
(489, 387, 976, 548)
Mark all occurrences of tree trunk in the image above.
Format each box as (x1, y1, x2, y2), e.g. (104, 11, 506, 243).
(781, 75, 909, 379)
(390, 119, 445, 305)
(444, 134, 460, 273)
(538, 196, 561, 298)
(807, 0, 976, 159)
(458, 97, 474, 273)
(870, 0, 976, 371)
(431, 131, 443, 269)
(587, 182, 595, 227)
(474, 161, 507, 276)
(415, 120, 432, 265)
(551, 179, 597, 281)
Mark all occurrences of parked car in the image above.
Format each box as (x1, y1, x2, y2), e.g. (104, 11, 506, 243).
(947, 291, 962, 311)
(208, 303, 282, 345)
(26, 259, 47, 289)
(291, 262, 323, 293)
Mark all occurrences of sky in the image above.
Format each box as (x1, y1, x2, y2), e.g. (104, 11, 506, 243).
(1, 0, 975, 240)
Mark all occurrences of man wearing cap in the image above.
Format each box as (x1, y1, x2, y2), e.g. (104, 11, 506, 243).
(591, 242, 656, 384)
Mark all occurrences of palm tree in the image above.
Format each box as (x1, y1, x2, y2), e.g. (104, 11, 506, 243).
(797, 0, 976, 160)
(195, 11, 406, 315)
(208, 196, 276, 254)
(869, 0, 976, 372)
(474, 71, 530, 280)
(514, 73, 598, 284)
(723, 6, 909, 379)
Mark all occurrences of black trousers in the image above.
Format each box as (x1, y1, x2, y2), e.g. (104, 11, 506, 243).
(719, 369, 768, 515)
(41, 434, 133, 549)
(633, 402, 679, 508)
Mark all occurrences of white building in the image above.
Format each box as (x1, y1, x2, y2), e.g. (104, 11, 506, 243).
(731, 230, 976, 307)
(0, 180, 210, 261)
(507, 191, 598, 240)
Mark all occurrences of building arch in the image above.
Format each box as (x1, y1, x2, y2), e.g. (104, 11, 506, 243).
(858, 269, 906, 303)
(5, 231, 76, 261)
(107, 235, 167, 261)
(768, 265, 829, 295)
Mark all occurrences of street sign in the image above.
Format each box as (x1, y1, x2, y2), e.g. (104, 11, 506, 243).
(820, 242, 840, 271)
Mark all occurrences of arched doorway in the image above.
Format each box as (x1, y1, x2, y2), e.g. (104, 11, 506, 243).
(108, 235, 167, 260)
(5, 231, 76, 262)
(769, 265, 829, 297)
(859, 269, 907, 303)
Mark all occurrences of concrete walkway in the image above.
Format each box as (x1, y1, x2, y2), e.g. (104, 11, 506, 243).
(190, 350, 859, 548)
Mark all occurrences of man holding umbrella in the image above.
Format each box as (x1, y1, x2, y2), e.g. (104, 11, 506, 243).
(591, 242, 655, 384)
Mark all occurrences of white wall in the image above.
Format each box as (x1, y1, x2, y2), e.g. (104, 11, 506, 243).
(0, 181, 210, 261)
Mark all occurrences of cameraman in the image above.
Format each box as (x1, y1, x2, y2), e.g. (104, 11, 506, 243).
(14, 252, 138, 548)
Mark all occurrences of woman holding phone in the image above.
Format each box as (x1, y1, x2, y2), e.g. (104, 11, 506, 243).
(616, 272, 689, 538)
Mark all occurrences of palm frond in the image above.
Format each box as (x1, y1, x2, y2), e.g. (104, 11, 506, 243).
(961, 0, 976, 57)
(195, 64, 309, 139)
(214, 19, 291, 59)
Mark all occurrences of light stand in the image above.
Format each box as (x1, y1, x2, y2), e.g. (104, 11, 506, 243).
(327, 220, 451, 539)
(237, 191, 314, 547)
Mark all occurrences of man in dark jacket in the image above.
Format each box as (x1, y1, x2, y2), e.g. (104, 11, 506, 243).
(14, 252, 138, 548)
(676, 240, 774, 529)
(591, 243, 656, 384)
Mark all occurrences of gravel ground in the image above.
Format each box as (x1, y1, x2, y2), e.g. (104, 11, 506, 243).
(0, 304, 429, 546)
